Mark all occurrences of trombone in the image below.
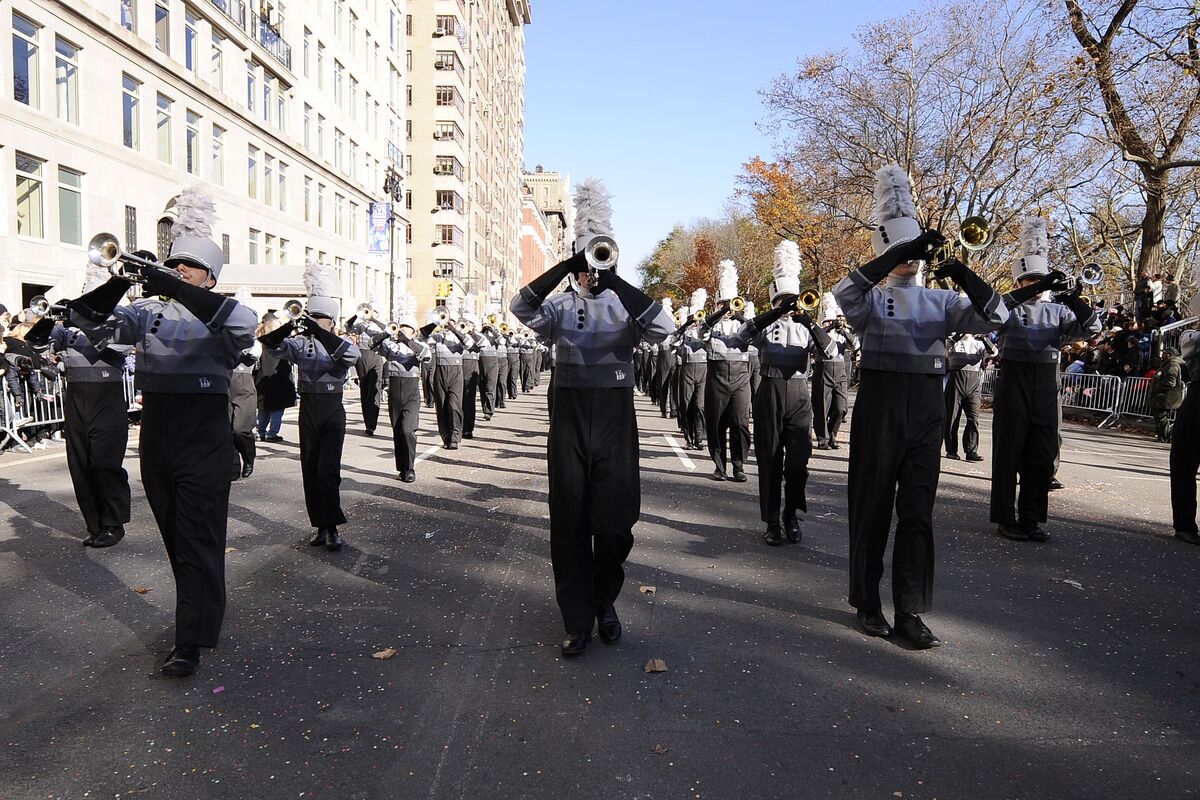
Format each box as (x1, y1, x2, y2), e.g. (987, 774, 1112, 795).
(87, 232, 163, 283)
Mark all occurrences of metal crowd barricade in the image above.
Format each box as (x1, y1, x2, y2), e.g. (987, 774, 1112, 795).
(1, 373, 67, 454)
(980, 367, 1123, 428)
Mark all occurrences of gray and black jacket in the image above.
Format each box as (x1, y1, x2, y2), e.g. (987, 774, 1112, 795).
(705, 318, 750, 363)
(50, 324, 132, 383)
(995, 299, 1101, 364)
(376, 336, 431, 379)
(732, 317, 837, 380)
(270, 334, 360, 394)
(946, 335, 995, 372)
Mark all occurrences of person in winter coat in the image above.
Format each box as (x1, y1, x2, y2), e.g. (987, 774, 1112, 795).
(1149, 346, 1186, 442)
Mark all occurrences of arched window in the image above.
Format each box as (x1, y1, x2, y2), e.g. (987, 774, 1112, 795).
(157, 216, 173, 260)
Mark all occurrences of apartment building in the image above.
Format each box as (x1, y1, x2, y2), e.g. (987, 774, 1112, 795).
(518, 179, 550, 286)
(521, 164, 570, 262)
(0, 0, 409, 318)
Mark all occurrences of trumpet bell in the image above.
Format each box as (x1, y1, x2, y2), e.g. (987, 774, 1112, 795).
(584, 235, 619, 272)
(798, 290, 821, 312)
(1080, 263, 1103, 286)
(694, 309, 707, 321)
(729, 297, 746, 313)
(29, 295, 50, 317)
(281, 299, 305, 321)
(485, 313, 499, 326)
(87, 232, 121, 268)
(958, 216, 991, 252)
(499, 322, 511, 335)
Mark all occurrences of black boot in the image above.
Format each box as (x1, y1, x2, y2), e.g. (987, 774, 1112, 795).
(710, 467, 727, 481)
(784, 513, 802, 544)
(560, 630, 590, 657)
(596, 606, 622, 643)
(730, 466, 747, 483)
(240, 460, 254, 478)
(162, 644, 201, 677)
(997, 522, 1028, 541)
(763, 525, 782, 546)
(326, 527, 343, 551)
(401, 469, 416, 483)
(308, 528, 328, 547)
(894, 614, 941, 649)
(82, 530, 99, 547)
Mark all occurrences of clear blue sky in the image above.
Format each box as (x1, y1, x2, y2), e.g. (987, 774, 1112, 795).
(522, 1, 918, 270)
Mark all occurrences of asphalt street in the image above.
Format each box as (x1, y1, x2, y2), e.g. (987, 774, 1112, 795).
(0, 380, 1196, 800)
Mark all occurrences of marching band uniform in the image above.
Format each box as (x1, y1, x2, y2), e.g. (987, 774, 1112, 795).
(460, 314, 483, 439)
(347, 310, 385, 435)
(376, 321, 431, 482)
(812, 298, 856, 450)
(655, 298, 677, 417)
(478, 312, 500, 420)
(494, 331, 510, 410)
(703, 262, 752, 481)
(230, 339, 260, 479)
(943, 332, 993, 461)
(1169, 329, 1200, 545)
(424, 314, 466, 449)
(677, 290, 709, 451)
(506, 334, 521, 400)
(512, 179, 673, 657)
(519, 335, 536, 393)
(990, 219, 1101, 542)
(260, 266, 360, 551)
(834, 165, 1008, 648)
(47, 279, 133, 548)
(69, 189, 256, 676)
(737, 243, 836, 543)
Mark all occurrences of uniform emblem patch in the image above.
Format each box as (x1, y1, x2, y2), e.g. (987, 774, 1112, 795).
(615, 369, 626, 381)
(198, 377, 212, 389)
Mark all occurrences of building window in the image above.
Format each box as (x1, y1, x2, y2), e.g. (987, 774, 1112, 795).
(125, 205, 138, 249)
(58, 167, 83, 245)
(302, 28, 311, 77)
(210, 33, 223, 87)
(334, 128, 344, 173)
(317, 114, 325, 160)
(389, 10, 396, 50)
(436, 190, 463, 213)
(349, 12, 358, 55)
(211, 124, 225, 184)
(247, 145, 258, 198)
(156, 94, 172, 163)
(121, 0, 136, 32)
(262, 73, 273, 124)
(404, 82, 411, 107)
(317, 183, 325, 227)
(55, 37, 79, 123)
(436, 225, 463, 247)
(303, 104, 312, 150)
(405, 14, 412, 36)
(155, 2, 170, 54)
(277, 162, 287, 212)
(264, 154, 274, 206)
(15, 152, 45, 238)
(122, 74, 140, 149)
(156, 216, 173, 261)
(248, 229, 259, 264)
(406, 49, 412, 71)
(334, 0, 343, 40)
(349, 202, 359, 242)
(316, 42, 325, 90)
(264, 233, 275, 265)
(406, 258, 413, 279)
(404, 189, 411, 210)
(185, 109, 200, 174)
(349, 140, 357, 181)
(184, 10, 198, 71)
(334, 193, 344, 236)
(277, 92, 285, 133)
(13, 13, 40, 108)
(349, 76, 358, 120)
(304, 175, 312, 222)
(334, 60, 343, 107)
(279, 238, 289, 265)
(305, 246, 314, 263)
(435, 15, 457, 37)
(222, 233, 230, 260)
(246, 61, 255, 111)
(435, 86, 461, 111)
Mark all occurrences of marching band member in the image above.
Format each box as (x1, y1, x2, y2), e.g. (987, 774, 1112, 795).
(943, 331, 994, 461)
(745, 301, 761, 401)
(346, 303, 385, 436)
(258, 262, 360, 551)
(375, 301, 431, 483)
(494, 325, 510, 410)
(460, 307, 483, 439)
(511, 179, 673, 658)
(656, 297, 677, 418)
(68, 188, 256, 677)
(478, 307, 501, 421)
(45, 265, 133, 548)
(834, 165, 1008, 649)
(505, 328, 521, 402)
(736, 242, 836, 544)
(703, 261, 752, 481)
(421, 308, 466, 449)
(990, 218, 1101, 542)
(812, 293, 856, 450)
(1169, 327, 1200, 545)
(677, 289, 709, 451)
(519, 333, 536, 393)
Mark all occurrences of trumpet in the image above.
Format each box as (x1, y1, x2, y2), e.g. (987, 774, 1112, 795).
(694, 308, 707, 322)
(456, 319, 470, 334)
(580, 234, 619, 290)
(386, 322, 407, 340)
(434, 310, 450, 327)
(498, 322, 511, 336)
(256, 299, 306, 338)
(485, 312, 499, 327)
(729, 296, 746, 313)
(958, 215, 991, 252)
(87, 232, 163, 283)
(797, 289, 821, 312)
(1054, 263, 1104, 305)
(28, 295, 69, 321)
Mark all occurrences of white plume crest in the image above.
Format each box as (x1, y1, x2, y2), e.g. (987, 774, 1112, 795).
(234, 287, 254, 306)
(463, 292, 478, 317)
(169, 187, 217, 240)
(689, 288, 708, 311)
(573, 178, 614, 238)
(773, 241, 802, 280)
(1020, 217, 1049, 258)
(303, 260, 340, 299)
(446, 294, 462, 318)
(660, 296, 674, 313)
(718, 259, 738, 300)
(873, 164, 919, 225)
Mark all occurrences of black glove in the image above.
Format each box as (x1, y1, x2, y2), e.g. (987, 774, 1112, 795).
(419, 322, 438, 338)
(257, 320, 294, 348)
(172, 281, 228, 325)
(68, 276, 133, 322)
(24, 317, 55, 346)
(525, 251, 586, 306)
(935, 259, 998, 317)
(141, 266, 183, 299)
(394, 327, 412, 345)
(856, 230, 947, 286)
(370, 331, 390, 348)
(1006, 270, 1069, 308)
(747, 304, 789, 333)
(237, 350, 258, 367)
(603, 272, 654, 320)
(345, 314, 359, 329)
(310, 323, 346, 354)
(798, 310, 833, 352)
(932, 258, 970, 285)
(1059, 289, 1094, 326)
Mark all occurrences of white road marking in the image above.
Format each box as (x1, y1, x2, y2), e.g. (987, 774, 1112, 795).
(414, 444, 442, 464)
(663, 434, 697, 472)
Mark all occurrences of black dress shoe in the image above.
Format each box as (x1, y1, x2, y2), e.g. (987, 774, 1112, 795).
(1024, 523, 1050, 543)
(829, 441, 840, 450)
(816, 441, 832, 450)
(401, 470, 416, 483)
(1049, 478, 1064, 491)
(161, 644, 200, 677)
(856, 609, 892, 637)
(596, 606, 622, 643)
(1174, 529, 1200, 545)
(763, 525, 782, 546)
(326, 528, 343, 551)
(446, 442, 459, 450)
(711, 468, 727, 481)
(894, 614, 941, 649)
(560, 630, 590, 656)
(944, 452, 961, 460)
(997, 523, 1028, 541)
(308, 528, 328, 547)
(365, 429, 375, 437)
(91, 526, 125, 549)
(965, 452, 984, 462)
(241, 461, 254, 478)
(784, 514, 802, 543)
(730, 467, 747, 483)
(463, 432, 474, 439)
(265, 435, 284, 443)
(82, 531, 99, 547)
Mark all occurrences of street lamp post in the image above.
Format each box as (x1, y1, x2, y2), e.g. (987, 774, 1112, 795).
(383, 165, 404, 315)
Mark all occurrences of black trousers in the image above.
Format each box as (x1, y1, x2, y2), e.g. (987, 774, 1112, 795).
(520, 353, 535, 392)
(356, 349, 385, 432)
(462, 358, 480, 435)
(421, 360, 434, 406)
(548, 386, 639, 631)
(387, 376, 421, 472)
(990, 362, 1059, 526)
(749, 355, 762, 399)
(495, 356, 510, 408)
(646, 358, 659, 403)
(479, 356, 498, 417)
(705, 361, 751, 473)
(944, 369, 983, 456)
(64, 381, 130, 534)
(812, 362, 849, 445)
(847, 370, 941, 616)
(1170, 383, 1200, 533)
(140, 392, 232, 648)
(433, 364, 464, 447)
(678, 362, 707, 446)
(658, 362, 676, 418)
(754, 375, 813, 524)
(507, 355, 520, 399)
(230, 370, 257, 469)
(299, 392, 348, 528)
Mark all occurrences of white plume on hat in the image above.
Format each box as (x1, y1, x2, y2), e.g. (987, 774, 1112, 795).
(717, 259, 738, 301)
(1012, 216, 1051, 280)
(742, 300, 756, 318)
(169, 187, 216, 240)
(678, 305, 691, 321)
(488, 280, 503, 304)
(772, 241, 802, 302)
(463, 292, 478, 317)
(573, 179, 614, 240)
(445, 294, 462, 318)
(870, 164, 923, 257)
(820, 291, 843, 324)
(304, 260, 341, 319)
(689, 288, 708, 312)
(660, 296, 674, 314)
(83, 262, 110, 293)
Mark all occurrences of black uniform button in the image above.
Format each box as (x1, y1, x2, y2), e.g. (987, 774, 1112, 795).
(887, 311, 895, 317)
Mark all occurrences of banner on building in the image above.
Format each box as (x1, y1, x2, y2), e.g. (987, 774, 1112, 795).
(368, 203, 391, 257)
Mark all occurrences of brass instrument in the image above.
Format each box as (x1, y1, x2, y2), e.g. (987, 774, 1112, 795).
(87, 232, 163, 283)
(456, 319, 469, 334)
(580, 234, 619, 290)
(434, 310, 450, 328)
(386, 322, 405, 340)
(1056, 263, 1104, 305)
(729, 296, 746, 313)
(958, 215, 991, 252)
(498, 322, 511, 336)
(797, 289, 821, 312)
(256, 299, 306, 338)
(694, 308, 707, 322)
(485, 312, 499, 327)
